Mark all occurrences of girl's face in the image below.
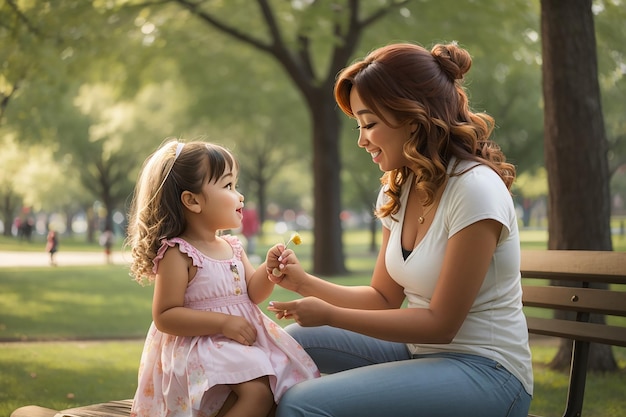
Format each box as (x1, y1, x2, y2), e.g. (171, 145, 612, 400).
(199, 166, 244, 231)
(350, 87, 413, 172)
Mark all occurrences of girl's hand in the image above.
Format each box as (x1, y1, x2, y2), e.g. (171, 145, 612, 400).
(265, 243, 286, 282)
(221, 315, 257, 346)
(267, 249, 307, 292)
(266, 244, 307, 292)
(268, 297, 334, 327)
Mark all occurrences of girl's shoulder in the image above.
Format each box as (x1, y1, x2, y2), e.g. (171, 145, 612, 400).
(152, 237, 203, 274)
(220, 234, 244, 260)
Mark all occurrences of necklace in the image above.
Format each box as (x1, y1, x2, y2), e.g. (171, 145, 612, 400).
(418, 204, 434, 224)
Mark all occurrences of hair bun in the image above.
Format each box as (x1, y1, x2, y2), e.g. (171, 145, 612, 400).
(431, 42, 471, 81)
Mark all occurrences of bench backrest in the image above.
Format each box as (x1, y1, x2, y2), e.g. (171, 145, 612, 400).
(520, 250, 626, 417)
(520, 250, 626, 347)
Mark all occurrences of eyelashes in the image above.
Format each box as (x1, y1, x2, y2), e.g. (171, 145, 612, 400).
(354, 123, 376, 130)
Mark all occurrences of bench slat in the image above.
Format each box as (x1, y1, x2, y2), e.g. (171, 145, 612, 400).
(520, 250, 626, 284)
(522, 285, 626, 317)
(525, 317, 626, 347)
(56, 400, 133, 417)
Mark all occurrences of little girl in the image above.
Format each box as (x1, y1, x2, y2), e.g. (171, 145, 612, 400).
(126, 140, 319, 417)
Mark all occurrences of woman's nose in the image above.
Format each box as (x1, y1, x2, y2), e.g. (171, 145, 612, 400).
(357, 132, 368, 148)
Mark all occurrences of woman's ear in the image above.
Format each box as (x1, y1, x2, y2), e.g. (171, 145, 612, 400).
(181, 191, 202, 213)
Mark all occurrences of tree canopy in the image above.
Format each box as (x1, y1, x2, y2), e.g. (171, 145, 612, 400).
(1, 0, 624, 264)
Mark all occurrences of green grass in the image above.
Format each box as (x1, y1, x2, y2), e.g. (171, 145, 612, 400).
(530, 344, 626, 417)
(0, 234, 104, 252)
(0, 265, 152, 341)
(0, 341, 142, 415)
(1, 228, 625, 416)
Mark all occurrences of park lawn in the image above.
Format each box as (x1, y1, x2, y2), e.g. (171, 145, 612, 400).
(0, 265, 152, 341)
(1, 229, 625, 416)
(0, 340, 142, 415)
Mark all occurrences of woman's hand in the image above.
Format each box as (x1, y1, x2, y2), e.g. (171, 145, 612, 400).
(268, 297, 334, 327)
(265, 246, 307, 292)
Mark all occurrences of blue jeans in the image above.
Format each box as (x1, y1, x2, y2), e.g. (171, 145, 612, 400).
(277, 325, 531, 417)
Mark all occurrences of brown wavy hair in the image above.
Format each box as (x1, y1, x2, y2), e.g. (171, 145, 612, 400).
(334, 42, 515, 220)
(125, 139, 237, 283)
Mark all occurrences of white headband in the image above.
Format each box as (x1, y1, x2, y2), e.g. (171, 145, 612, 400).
(174, 142, 184, 160)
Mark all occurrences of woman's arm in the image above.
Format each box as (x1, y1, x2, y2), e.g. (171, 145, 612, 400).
(273, 227, 405, 310)
(272, 219, 502, 344)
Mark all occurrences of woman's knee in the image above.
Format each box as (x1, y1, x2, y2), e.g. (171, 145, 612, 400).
(284, 323, 319, 347)
(276, 381, 322, 417)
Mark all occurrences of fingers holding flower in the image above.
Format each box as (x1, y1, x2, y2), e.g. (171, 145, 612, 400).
(266, 243, 286, 280)
(265, 232, 306, 290)
(269, 249, 304, 291)
(271, 232, 302, 277)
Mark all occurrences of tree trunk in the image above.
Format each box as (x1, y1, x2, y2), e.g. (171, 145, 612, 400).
(256, 175, 267, 238)
(369, 217, 378, 254)
(541, 0, 615, 371)
(2, 193, 19, 237)
(309, 90, 347, 276)
(65, 211, 74, 237)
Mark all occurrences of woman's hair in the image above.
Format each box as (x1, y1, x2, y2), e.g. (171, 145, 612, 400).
(126, 139, 237, 283)
(334, 42, 516, 220)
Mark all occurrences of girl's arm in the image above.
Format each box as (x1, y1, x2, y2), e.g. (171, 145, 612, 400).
(152, 247, 257, 345)
(240, 249, 274, 304)
(271, 219, 501, 344)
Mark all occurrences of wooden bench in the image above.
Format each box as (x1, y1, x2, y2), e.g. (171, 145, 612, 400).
(521, 249, 626, 417)
(10, 250, 626, 417)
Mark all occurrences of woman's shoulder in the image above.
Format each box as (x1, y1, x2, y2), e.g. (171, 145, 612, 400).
(448, 159, 503, 188)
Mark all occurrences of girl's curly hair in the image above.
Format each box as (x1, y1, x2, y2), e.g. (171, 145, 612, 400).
(334, 42, 515, 220)
(125, 139, 237, 283)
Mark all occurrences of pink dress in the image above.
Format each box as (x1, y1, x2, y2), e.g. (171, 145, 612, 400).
(131, 236, 320, 417)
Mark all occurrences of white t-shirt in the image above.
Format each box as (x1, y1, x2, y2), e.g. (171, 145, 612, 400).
(377, 159, 533, 395)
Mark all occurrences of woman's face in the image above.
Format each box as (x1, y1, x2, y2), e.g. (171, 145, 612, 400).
(350, 87, 412, 172)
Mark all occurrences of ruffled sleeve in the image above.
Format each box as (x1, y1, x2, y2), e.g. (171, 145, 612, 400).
(221, 234, 244, 261)
(152, 237, 204, 274)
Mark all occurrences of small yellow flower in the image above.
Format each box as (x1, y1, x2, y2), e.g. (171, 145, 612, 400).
(289, 232, 302, 246)
(272, 232, 302, 277)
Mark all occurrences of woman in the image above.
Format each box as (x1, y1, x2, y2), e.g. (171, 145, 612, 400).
(267, 42, 533, 417)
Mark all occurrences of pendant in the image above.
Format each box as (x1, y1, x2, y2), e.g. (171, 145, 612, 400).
(418, 216, 425, 224)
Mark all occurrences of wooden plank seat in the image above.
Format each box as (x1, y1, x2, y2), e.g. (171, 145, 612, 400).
(10, 400, 132, 417)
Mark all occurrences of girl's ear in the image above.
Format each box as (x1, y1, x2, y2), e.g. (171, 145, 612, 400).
(181, 191, 202, 213)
